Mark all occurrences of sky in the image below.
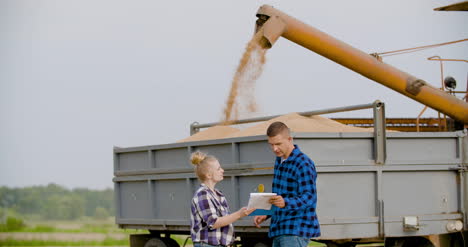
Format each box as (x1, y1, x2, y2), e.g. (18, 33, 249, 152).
(1, 0, 467, 190)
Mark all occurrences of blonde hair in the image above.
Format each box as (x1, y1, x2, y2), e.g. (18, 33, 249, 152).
(190, 151, 217, 181)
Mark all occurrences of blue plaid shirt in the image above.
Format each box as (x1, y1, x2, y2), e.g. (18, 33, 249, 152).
(190, 184, 234, 246)
(269, 145, 321, 238)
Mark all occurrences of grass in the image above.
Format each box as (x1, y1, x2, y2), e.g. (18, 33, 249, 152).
(0, 237, 128, 246)
(0, 218, 136, 246)
(0, 218, 383, 247)
(5, 217, 140, 234)
(309, 241, 326, 246)
(14, 224, 130, 234)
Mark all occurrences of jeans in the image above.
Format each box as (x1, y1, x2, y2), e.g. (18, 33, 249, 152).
(193, 242, 226, 247)
(272, 235, 310, 247)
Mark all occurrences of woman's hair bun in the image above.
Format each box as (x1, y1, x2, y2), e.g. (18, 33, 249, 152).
(190, 151, 206, 166)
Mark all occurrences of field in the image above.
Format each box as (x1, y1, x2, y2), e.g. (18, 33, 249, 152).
(0, 218, 384, 247)
(0, 217, 316, 246)
(0, 218, 162, 247)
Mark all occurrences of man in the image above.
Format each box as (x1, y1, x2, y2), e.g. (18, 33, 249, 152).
(254, 121, 320, 247)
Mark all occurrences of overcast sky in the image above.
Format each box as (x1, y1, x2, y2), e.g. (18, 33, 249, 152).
(1, 0, 467, 190)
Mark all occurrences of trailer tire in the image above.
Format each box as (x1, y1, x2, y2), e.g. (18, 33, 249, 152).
(240, 238, 272, 247)
(252, 242, 270, 247)
(162, 237, 180, 247)
(144, 238, 169, 247)
(385, 237, 434, 247)
(403, 237, 434, 247)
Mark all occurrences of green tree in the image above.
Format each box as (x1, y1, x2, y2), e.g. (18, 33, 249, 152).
(94, 207, 109, 219)
(0, 185, 115, 220)
(0, 187, 15, 208)
(74, 188, 115, 217)
(42, 195, 85, 220)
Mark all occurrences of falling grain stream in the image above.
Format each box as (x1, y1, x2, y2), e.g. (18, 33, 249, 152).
(222, 31, 267, 124)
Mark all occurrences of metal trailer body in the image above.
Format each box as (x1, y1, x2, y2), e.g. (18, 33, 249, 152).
(113, 103, 468, 247)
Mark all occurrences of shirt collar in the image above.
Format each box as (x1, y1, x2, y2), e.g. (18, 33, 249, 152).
(200, 183, 221, 196)
(277, 144, 300, 163)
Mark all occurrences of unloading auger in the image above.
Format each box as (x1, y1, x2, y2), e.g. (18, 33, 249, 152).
(254, 5, 468, 124)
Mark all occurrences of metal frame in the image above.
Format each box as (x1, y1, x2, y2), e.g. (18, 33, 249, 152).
(190, 100, 387, 164)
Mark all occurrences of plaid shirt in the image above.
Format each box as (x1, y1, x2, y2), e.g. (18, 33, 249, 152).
(190, 184, 234, 246)
(269, 145, 321, 238)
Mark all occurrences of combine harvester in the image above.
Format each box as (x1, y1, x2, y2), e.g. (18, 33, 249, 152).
(113, 4, 468, 247)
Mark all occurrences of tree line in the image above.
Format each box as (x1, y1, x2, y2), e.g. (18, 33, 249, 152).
(0, 183, 114, 220)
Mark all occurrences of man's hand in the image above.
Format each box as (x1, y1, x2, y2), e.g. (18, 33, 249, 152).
(269, 195, 285, 208)
(254, 215, 267, 228)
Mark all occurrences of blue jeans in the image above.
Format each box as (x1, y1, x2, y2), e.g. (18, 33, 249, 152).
(272, 235, 310, 247)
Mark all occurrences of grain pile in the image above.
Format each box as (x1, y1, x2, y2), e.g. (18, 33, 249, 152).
(177, 125, 240, 143)
(227, 113, 373, 138)
(178, 113, 373, 142)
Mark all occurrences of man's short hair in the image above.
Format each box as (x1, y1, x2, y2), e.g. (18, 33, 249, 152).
(266, 121, 290, 137)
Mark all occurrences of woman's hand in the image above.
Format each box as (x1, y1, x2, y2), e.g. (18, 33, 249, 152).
(237, 207, 256, 219)
(212, 207, 256, 229)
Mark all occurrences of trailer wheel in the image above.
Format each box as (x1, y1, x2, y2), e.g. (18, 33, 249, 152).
(252, 242, 270, 247)
(402, 237, 434, 247)
(162, 237, 180, 247)
(240, 238, 272, 247)
(385, 237, 434, 247)
(144, 238, 169, 247)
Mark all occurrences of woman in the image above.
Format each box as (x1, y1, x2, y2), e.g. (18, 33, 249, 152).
(190, 151, 255, 247)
